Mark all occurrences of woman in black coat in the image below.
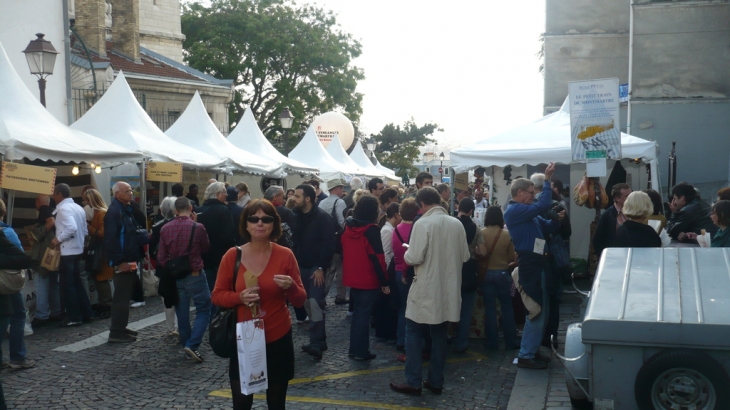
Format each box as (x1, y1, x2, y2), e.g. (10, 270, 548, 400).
(614, 191, 662, 248)
(0, 228, 32, 409)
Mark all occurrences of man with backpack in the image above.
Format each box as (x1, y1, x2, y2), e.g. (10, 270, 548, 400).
(319, 179, 348, 305)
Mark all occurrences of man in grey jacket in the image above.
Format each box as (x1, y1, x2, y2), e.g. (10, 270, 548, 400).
(51, 183, 92, 327)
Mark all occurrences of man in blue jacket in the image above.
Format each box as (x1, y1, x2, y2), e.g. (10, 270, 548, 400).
(504, 163, 563, 369)
(104, 181, 144, 343)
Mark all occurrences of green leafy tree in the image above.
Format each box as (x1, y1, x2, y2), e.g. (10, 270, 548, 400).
(181, 0, 364, 150)
(371, 119, 441, 177)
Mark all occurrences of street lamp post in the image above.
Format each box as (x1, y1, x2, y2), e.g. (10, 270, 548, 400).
(366, 137, 377, 165)
(22, 33, 59, 108)
(279, 107, 294, 154)
(439, 152, 445, 182)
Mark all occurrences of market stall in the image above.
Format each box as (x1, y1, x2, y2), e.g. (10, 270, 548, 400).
(288, 125, 352, 187)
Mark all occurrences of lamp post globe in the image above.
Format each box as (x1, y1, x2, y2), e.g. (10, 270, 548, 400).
(22, 33, 59, 108)
(439, 152, 445, 182)
(279, 107, 294, 154)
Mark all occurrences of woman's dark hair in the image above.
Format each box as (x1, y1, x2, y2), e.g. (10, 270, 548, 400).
(484, 205, 504, 227)
(379, 188, 398, 205)
(717, 187, 730, 201)
(643, 189, 663, 215)
(239, 199, 282, 242)
(386, 202, 400, 219)
(399, 198, 419, 222)
(712, 200, 730, 227)
(458, 197, 475, 214)
(353, 196, 379, 223)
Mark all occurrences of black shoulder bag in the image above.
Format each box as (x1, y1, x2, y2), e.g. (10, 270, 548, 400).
(164, 224, 196, 280)
(210, 246, 242, 359)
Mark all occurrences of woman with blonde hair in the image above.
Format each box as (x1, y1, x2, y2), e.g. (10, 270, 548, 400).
(84, 189, 115, 318)
(614, 191, 661, 248)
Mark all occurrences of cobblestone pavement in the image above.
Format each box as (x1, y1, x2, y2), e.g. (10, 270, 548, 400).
(1, 291, 520, 409)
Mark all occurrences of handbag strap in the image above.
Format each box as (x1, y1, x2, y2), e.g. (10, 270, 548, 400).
(232, 246, 241, 291)
(394, 224, 411, 244)
(481, 228, 503, 269)
(185, 224, 197, 254)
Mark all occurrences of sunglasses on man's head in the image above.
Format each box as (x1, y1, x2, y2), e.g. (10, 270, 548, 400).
(247, 216, 275, 224)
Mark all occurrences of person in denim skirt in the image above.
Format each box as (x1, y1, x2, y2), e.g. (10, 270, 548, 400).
(157, 197, 211, 362)
(478, 206, 519, 350)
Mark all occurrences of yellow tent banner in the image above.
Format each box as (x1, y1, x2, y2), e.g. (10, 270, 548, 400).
(146, 161, 183, 183)
(0, 162, 56, 195)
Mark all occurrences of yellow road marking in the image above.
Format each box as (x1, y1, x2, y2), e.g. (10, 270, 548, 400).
(209, 354, 488, 403)
(209, 391, 430, 409)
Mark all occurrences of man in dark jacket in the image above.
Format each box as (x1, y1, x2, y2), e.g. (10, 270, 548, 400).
(592, 183, 631, 260)
(263, 185, 295, 248)
(196, 182, 235, 292)
(104, 181, 145, 343)
(225, 186, 244, 245)
(292, 184, 337, 359)
(667, 182, 717, 240)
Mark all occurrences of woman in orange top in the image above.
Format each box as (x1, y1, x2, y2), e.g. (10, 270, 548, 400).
(212, 199, 306, 410)
(85, 189, 114, 318)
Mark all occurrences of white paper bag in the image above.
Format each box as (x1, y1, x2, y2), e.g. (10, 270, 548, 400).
(237, 319, 268, 395)
(697, 231, 712, 248)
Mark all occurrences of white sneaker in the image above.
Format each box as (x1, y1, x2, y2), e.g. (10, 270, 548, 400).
(130, 302, 146, 308)
(169, 328, 180, 338)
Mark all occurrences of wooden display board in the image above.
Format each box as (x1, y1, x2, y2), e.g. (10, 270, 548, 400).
(0, 162, 56, 195)
(146, 161, 183, 183)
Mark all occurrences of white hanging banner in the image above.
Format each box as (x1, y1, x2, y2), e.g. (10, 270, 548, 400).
(569, 78, 621, 162)
(237, 319, 268, 395)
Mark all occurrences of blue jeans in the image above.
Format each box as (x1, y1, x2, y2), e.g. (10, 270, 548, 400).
(59, 254, 93, 322)
(405, 319, 448, 389)
(481, 270, 519, 349)
(8, 292, 27, 362)
(175, 272, 212, 351)
(349, 288, 379, 357)
(35, 271, 61, 320)
(454, 290, 476, 351)
(396, 271, 410, 346)
(518, 270, 549, 359)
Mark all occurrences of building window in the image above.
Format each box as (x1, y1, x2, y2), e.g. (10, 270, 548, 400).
(426, 167, 430, 173)
(444, 167, 449, 175)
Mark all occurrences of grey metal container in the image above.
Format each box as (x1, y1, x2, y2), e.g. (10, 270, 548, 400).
(562, 247, 730, 410)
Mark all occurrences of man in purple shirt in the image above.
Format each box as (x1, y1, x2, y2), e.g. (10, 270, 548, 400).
(158, 197, 211, 362)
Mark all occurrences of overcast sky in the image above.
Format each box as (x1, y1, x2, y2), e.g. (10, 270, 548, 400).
(187, 0, 547, 150)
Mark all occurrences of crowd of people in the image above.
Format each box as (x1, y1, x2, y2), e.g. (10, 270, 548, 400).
(0, 165, 728, 409)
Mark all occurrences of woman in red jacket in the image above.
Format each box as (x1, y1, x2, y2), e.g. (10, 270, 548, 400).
(212, 199, 306, 410)
(341, 196, 390, 361)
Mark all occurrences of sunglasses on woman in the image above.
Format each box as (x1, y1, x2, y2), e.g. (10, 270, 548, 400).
(247, 215, 275, 224)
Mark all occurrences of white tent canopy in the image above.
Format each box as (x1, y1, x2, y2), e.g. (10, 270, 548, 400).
(349, 142, 386, 179)
(450, 98, 658, 190)
(166, 92, 283, 176)
(288, 125, 350, 183)
(374, 157, 399, 182)
(326, 134, 373, 177)
(227, 108, 318, 176)
(71, 72, 225, 169)
(0, 42, 141, 163)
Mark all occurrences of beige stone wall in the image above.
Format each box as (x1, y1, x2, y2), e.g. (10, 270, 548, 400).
(74, 0, 107, 56)
(138, 0, 184, 62)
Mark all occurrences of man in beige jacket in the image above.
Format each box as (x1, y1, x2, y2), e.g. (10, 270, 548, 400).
(390, 187, 470, 396)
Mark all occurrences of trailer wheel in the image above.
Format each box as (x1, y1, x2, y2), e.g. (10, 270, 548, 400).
(570, 396, 592, 409)
(635, 350, 730, 410)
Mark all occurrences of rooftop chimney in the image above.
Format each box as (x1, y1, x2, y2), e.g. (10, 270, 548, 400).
(74, 0, 106, 57)
(109, 0, 140, 63)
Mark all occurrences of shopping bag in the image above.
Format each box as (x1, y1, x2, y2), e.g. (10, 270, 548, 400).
(40, 246, 60, 271)
(142, 254, 159, 297)
(237, 319, 267, 395)
(697, 230, 712, 248)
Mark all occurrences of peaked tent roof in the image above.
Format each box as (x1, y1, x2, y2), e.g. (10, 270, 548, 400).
(374, 157, 399, 181)
(288, 125, 349, 182)
(71, 72, 225, 169)
(227, 108, 318, 176)
(0, 42, 141, 163)
(450, 98, 657, 173)
(349, 142, 385, 178)
(325, 134, 373, 177)
(165, 92, 283, 176)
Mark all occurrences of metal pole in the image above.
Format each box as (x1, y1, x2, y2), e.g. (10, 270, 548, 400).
(140, 161, 147, 221)
(6, 190, 15, 226)
(39, 78, 47, 107)
(62, 0, 74, 124)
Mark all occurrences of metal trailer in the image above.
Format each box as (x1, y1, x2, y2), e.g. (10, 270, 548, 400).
(558, 247, 730, 410)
